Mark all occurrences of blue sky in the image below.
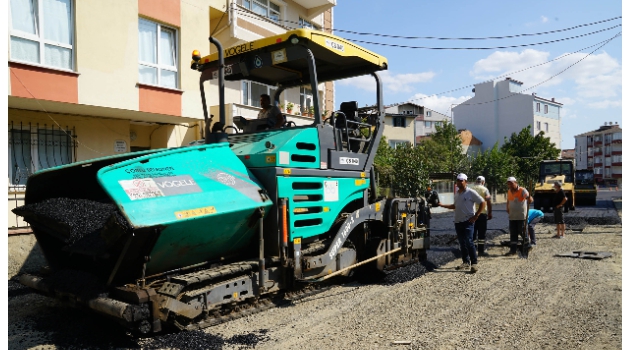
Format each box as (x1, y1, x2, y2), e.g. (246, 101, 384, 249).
(333, 0, 623, 150)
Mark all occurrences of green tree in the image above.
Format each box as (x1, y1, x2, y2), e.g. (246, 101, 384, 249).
(501, 126, 561, 193)
(373, 136, 394, 191)
(470, 142, 518, 195)
(391, 142, 429, 197)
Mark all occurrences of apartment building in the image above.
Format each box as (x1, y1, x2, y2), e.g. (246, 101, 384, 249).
(7, 0, 335, 228)
(452, 77, 563, 151)
(384, 102, 450, 148)
(574, 122, 622, 187)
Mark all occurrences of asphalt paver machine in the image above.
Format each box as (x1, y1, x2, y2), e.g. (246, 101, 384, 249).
(15, 29, 438, 334)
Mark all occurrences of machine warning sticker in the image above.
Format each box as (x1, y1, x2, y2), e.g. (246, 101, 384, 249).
(324, 180, 339, 202)
(271, 49, 287, 64)
(339, 157, 359, 165)
(119, 179, 164, 200)
(325, 39, 345, 52)
(279, 151, 290, 165)
(175, 206, 217, 219)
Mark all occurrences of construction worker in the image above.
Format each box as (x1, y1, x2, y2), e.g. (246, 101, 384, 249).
(472, 176, 492, 256)
(505, 176, 533, 256)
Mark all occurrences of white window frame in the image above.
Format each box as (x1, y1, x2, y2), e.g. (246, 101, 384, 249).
(426, 111, 431, 117)
(241, 0, 281, 22)
(389, 140, 410, 149)
(535, 102, 540, 112)
(435, 121, 443, 127)
(544, 105, 548, 114)
(299, 17, 320, 30)
(138, 18, 179, 89)
(299, 86, 314, 112)
(536, 121, 541, 130)
(9, 0, 75, 71)
(424, 121, 432, 128)
(544, 122, 549, 132)
(242, 80, 277, 108)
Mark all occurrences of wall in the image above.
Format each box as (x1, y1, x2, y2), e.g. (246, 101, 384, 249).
(383, 116, 415, 144)
(76, 0, 139, 111)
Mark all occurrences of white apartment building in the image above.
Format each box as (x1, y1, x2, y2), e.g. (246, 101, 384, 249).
(452, 78, 562, 150)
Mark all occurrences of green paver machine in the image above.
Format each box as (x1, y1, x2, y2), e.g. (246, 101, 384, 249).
(16, 29, 438, 334)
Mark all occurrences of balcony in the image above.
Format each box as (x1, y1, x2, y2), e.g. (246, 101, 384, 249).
(290, 0, 336, 17)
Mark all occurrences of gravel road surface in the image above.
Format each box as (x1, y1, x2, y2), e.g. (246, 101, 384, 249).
(8, 202, 622, 349)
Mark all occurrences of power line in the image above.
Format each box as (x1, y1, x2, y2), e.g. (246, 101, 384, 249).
(232, 6, 620, 42)
(451, 32, 621, 108)
(333, 16, 621, 40)
(345, 25, 620, 50)
(388, 35, 621, 107)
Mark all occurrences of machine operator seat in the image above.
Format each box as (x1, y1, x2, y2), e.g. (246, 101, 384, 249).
(337, 101, 364, 152)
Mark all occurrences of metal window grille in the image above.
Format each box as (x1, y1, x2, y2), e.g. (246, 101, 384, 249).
(8, 122, 77, 228)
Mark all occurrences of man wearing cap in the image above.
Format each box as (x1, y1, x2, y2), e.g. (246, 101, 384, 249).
(438, 173, 486, 273)
(505, 176, 534, 256)
(472, 176, 492, 256)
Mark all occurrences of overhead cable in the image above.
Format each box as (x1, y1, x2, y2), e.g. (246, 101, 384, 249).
(345, 25, 620, 50)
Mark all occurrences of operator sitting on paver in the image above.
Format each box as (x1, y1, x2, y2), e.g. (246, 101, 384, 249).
(257, 94, 285, 129)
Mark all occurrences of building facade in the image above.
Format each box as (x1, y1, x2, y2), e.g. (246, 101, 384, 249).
(384, 102, 450, 148)
(452, 77, 562, 151)
(7, 0, 335, 228)
(574, 122, 622, 187)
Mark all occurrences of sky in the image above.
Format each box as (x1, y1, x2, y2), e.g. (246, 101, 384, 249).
(333, 0, 624, 150)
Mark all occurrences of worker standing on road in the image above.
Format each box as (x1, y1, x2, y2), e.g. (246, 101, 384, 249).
(505, 177, 533, 256)
(551, 181, 567, 238)
(472, 176, 492, 256)
(438, 173, 486, 273)
(527, 208, 544, 247)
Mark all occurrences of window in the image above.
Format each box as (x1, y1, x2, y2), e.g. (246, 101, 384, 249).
(435, 121, 443, 127)
(243, 80, 276, 107)
(544, 122, 548, 132)
(595, 156, 602, 164)
(299, 17, 320, 30)
(392, 116, 406, 127)
(389, 140, 410, 149)
(424, 121, 432, 128)
(536, 103, 540, 112)
(605, 157, 611, 166)
(605, 145, 611, 155)
(426, 111, 431, 117)
(613, 155, 622, 163)
(403, 110, 413, 115)
(605, 134, 612, 143)
(240, 0, 280, 21)
(8, 125, 76, 186)
(613, 132, 622, 141)
(536, 121, 541, 130)
(138, 18, 178, 89)
(594, 135, 601, 142)
(9, 0, 74, 70)
(605, 168, 611, 177)
(544, 105, 548, 114)
(300, 87, 313, 112)
(594, 167, 603, 175)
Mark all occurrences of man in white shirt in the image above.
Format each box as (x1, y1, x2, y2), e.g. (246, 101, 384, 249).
(438, 173, 486, 273)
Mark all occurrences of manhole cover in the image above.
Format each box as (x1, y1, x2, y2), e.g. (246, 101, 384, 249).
(555, 251, 613, 260)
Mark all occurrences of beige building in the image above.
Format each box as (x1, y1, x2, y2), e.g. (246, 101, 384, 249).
(7, 0, 335, 229)
(574, 122, 622, 188)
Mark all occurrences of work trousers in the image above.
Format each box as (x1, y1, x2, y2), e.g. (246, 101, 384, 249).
(509, 220, 530, 252)
(527, 217, 542, 245)
(455, 221, 477, 265)
(473, 213, 488, 253)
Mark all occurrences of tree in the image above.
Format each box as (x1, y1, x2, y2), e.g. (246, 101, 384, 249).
(373, 136, 394, 191)
(470, 142, 518, 195)
(390, 142, 429, 197)
(501, 126, 561, 193)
